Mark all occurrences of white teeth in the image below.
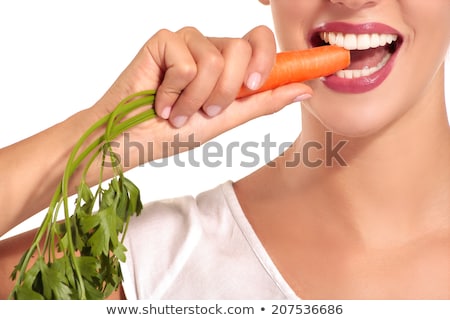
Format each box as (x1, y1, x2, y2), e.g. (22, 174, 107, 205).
(335, 32, 345, 47)
(357, 34, 371, 50)
(344, 34, 357, 50)
(320, 32, 398, 51)
(319, 31, 399, 79)
(385, 34, 396, 44)
(335, 53, 391, 79)
(370, 34, 380, 48)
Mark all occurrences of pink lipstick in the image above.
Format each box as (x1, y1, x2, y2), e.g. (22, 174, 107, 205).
(310, 22, 403, 93)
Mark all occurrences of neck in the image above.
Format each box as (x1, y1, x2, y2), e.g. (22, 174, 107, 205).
(279, 69, 450, 246)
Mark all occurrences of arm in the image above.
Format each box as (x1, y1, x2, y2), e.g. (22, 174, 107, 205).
(0, 108, 104, 237)
(0, 229, 36, 299)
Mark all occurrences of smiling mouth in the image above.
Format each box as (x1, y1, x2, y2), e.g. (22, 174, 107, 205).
(311, 31, 403, 79)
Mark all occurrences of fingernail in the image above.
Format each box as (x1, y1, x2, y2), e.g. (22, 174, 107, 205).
(246, 72, 262, 90)
(205, 105, 222, 117)
(293, 93, 312, 103)
(172, 115, 188, 128)
(160, 106, 172, 119)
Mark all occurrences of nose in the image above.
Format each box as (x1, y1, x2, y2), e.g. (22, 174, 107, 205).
(329, 0, 379, 10)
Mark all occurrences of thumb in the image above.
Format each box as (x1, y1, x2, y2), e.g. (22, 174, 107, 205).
(218, 82, 312, 130)
(181, 83, 312, 144)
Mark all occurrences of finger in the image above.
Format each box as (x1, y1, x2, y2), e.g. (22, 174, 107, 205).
(242, 25, 277, 91)
(200, 37, 253, 117)
(201, 83, 313, 138)
(174, 83, 313, 148)
(167, 28, 226, 127)
(147, 29, 210, 121)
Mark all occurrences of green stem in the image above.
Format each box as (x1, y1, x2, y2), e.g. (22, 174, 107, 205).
(13, 184, 62, 286)
(11, 90, 157, 300)
(59, 91, 156, 299)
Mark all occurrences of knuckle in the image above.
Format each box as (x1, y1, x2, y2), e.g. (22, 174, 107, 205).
(253, 25, 275, 39)
(202, 53, 224, 74)
(229, 38, 252, 56)
(177, 63, 198, 82)
(152, 28, 174, 40)
(177, 26, 201, 38)
(178, 26, 199, 33)
(145, 29, 174, 52)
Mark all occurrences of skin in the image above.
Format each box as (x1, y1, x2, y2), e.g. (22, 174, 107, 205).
(0, 0, 449, 299)
(234, 0, 449, 298)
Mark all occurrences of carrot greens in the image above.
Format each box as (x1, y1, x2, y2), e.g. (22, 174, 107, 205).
(9, 90, 156, 300)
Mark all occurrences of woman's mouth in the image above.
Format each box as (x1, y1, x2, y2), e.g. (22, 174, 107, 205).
(310, 23, 403, 93)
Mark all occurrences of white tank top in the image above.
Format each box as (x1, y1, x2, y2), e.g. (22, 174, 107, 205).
(121, 181, 299, 300)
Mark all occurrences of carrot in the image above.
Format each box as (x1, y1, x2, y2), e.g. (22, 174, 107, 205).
(237, 45, 350, 98)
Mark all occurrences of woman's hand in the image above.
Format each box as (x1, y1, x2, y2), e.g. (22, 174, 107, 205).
(93, 26, 312, 165)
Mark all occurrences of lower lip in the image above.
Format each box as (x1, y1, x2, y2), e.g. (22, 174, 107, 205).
(322, 47, 400, 94)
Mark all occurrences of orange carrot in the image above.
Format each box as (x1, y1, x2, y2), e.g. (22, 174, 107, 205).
(237, 45, 350, 98)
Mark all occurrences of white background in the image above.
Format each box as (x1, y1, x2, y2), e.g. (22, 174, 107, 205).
(0, 0, 449, 239)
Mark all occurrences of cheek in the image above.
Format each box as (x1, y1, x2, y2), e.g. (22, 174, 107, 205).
(386, 2, 450, 112)
(400, 0, 450, 29)
(400, 0, 450, 56)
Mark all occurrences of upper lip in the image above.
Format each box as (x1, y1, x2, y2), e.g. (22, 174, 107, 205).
(309, 22, 403, 49)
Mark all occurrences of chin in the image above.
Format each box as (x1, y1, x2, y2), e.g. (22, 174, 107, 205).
(327, 122, 387, 138)
(304, 100, 398, 139)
